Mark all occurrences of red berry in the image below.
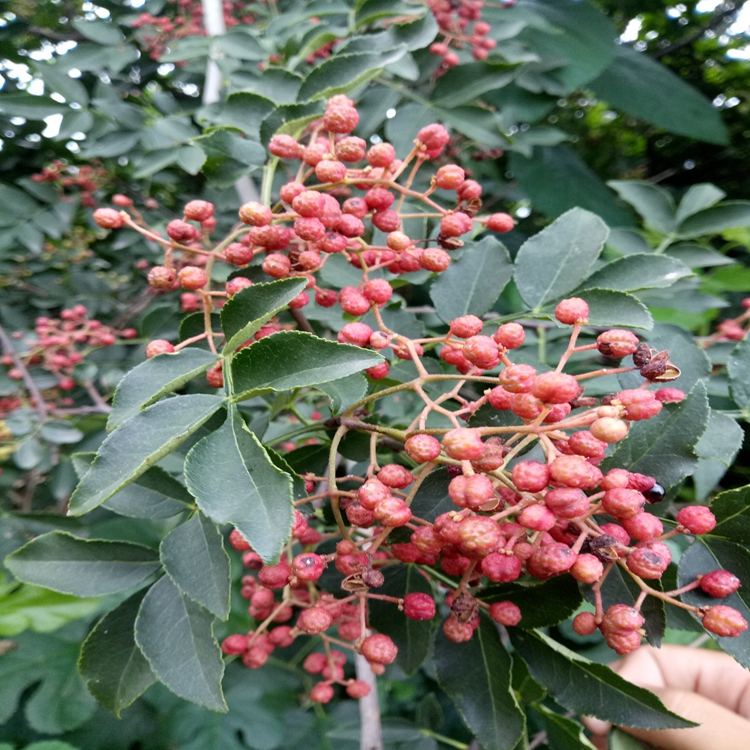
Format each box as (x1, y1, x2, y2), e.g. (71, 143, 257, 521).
(373, 496, 412, 527)
(303, 653, 327, 674)
(167, 219, 199, 242)
(404, 434, 442, 463)
(324, 105, 359, 134)
(440, 212, 473, 237)
(489, 601, 522, 626)
(677, 506, 716, 535)
(570, 553, 604, 583)
(493, 322, 525, 349)
(225, 242, 254, 265)
(361, 633, 397, 664)
(93, 207, 123, 229)
(184, 200, 214, 222)
(532, 372, 579, 404)
(517, 504, 557, 532)
(702, 605, 748, 637)
(554, 298, 589, 325)
(626, 543, 671, 579)
(597, 329, 639, 358)
(442, 428, 485, 460)
(544, 487, 589, 519)
(442, 617, 474, 642)
(177, 266, 207, 290)
(463, 335, 499, 369)
(459, 516, 502, 555)
(528, 543, 577, 577)
(363, 279, 393, 306)
(450, 315, 483, 338)
(378, 464, 414, 489)
(568, 430, 607, 459)
(310, 682, 335, 703)
(621, 512, 663, 541)
(499, 364, 536, 393)
(297, 606, 334, 635)
(486, 213, 514, 233)
(367, 143, 396, 168)
(436, 165, 466, 190)
(512, 460, 550, 493)
(700, 570, 742, 598)
(147, 266, 176, 290)
(258, 562, 291, 589)
(338, 322, 373, 347)
(654, 387, 685, 403)
(225, 277, 253, 297)
(229, 529, 251, 551)
(221, 634, 248, 655)
(448, 474, 495, 510)
(590, 417, 629, 443)
(549, 455, 602, 490)
(602, 488, 646, 519)
(421, 247, 451, 272)
(145, 339, 175, 358)
(481, 552, 522, 582)
(573, 611, 597, 635)
(403, 593, 436, 620)
(269, 134, 304, 159)
(292, 553, 325, 582)
(346, 680, 371, 698)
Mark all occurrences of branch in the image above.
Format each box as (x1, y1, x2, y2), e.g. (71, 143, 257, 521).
(652, 4, 741, 59)
(0, 323, 48, 421)
(355, 651, 383, 750)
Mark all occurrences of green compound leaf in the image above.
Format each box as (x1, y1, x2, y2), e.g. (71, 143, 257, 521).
(108, 348, 218, 430)
(434, 613, 525, 750)
(5, 532, 160, 597)
(79, 589, 156, 717)
(0, 630, 97, 734)
(694, 409, 744, 502)
(567, 288, 653, 330)
(514, 207, 609, 310)
(369, 564, 433, 675)
(607, 181, 677, 236)
(678, 537, 750, 668)
(578, 254, 692, 294)
(430, 236, 513, 324)
(535, 705, 596, 750)
(297, 49, 407, 102)
(591, 45, 728, 146)
(160, 512, 231, 620)
(72, 453, 192, 519)
(69, 394, 225, 515)
(477, 575, 582, 630)
(602, 381, 710, 492)
(710, 485, 750, 543)
(728, 334, 750, 416)
(0, 585, 100, 637)
(230, 330, 383, 400)
(220, 277, 307, 354)
(317, 372, 369, 414)
(677, 201, 750, 239)
(135, 576, 226, 712)
(509, 630, 694, 729)
(185, 406, 294, 565)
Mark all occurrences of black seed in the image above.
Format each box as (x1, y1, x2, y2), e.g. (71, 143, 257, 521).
(643, 482, 666, 504)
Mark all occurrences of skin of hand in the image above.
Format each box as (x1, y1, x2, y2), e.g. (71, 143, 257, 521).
(583, 644, 750, 750)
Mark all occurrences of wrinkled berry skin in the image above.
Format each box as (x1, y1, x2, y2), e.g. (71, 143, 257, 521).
(361, 633, 398, 664)
(700, 570, 742, 598)
(677, 506, 717, 535)
(403, 593, 436, 620)
(702, 606, 748, 637)
(489, 601, 522, 626)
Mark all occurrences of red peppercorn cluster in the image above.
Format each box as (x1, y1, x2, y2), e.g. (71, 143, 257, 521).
(97, 95, 516, 381)
(1, 306, 136, 397)
(221, 521, 400, 703)
(91, 96, 745, 683)
(30, 160, 108, 208)
(132, 0, 255, 60)
(427, 0, 499, 69)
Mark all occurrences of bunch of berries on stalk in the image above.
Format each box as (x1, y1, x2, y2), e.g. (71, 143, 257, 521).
(132, 0, 255, 60)
(427, 0, 499, 69)
(94, 94, 516, 378)
(30, 160, 108, 208)
(1, 306, 136, 395)
(92, 95, 746, 705)
(703, 297, 750, 343)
